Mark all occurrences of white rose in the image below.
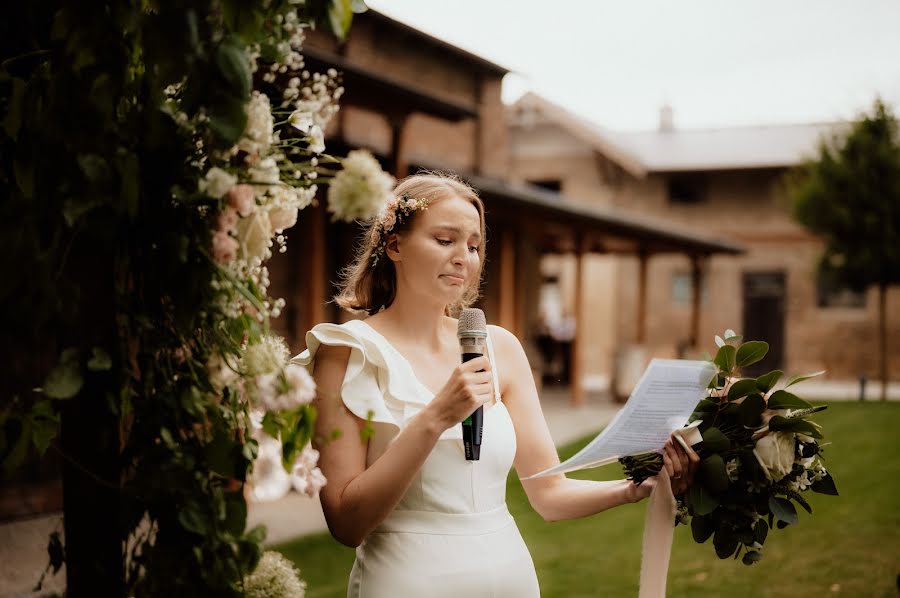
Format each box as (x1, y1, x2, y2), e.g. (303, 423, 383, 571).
(200, 167, 237, 199)
(268, 206, 299, 232)
(236, 209, 273, 260)
(753, 431, 796, 481)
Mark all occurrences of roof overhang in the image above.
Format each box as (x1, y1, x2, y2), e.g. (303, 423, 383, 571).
(302, 46, 478, 122)
(468, 175, 744, 257)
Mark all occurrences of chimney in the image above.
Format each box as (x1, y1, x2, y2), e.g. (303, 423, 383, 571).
(659, 104, 674, 132)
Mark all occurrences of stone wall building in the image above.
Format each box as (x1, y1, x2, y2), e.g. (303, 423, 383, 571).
(508, 92, 900, 386)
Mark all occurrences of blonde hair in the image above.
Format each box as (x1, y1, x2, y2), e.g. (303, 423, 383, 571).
(334, 171, 487, 317)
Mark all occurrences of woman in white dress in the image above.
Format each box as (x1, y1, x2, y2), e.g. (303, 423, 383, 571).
(294, 173, 698, 597)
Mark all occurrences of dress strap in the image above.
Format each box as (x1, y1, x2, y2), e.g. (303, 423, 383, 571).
(485, 329, 502, 404)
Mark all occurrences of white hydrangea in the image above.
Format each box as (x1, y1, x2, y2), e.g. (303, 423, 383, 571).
(238, 91, 274, 157)
(244, 551, 306, 598)
(255, 364, 316, 412)
(200, 167, 237, 199)
(243, 335, 290, 377)
(326, 149, 395, 222)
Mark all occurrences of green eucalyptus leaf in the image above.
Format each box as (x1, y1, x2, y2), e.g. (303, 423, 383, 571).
(87, 347, 112, 371)
(713, 528, 739, 559)
(736, 341, 768, 368)
(691, 514, 714, 543)
(700, 454, 729, 493)
(768, 496, 798, 524)
(700, 427, 731, 453)
(784, 370, 826, 388)
(754, 519, 769, 545)
(756, 370, 783, 393)
(739, 394, 766, 427)
(811, 472, 839, 495)
(742, 550, 762, 565)
(43, 348, 83, 400)
(766, 390, 812, 410)
(688, 481, 720, 516)
(714, 345, 736, 371)
(727, 378, 758, 401)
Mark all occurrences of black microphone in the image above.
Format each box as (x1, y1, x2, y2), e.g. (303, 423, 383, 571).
(458, 308, 487, 461)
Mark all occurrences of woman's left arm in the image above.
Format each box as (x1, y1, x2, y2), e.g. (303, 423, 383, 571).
(491, 326, 699, 522)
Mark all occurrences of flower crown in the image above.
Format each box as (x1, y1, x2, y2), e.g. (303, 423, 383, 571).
(370, 193, 433, 266)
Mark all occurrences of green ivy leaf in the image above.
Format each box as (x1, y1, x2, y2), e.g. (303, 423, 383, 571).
(768, 496, 798, 524)
(766, 390, 812, 410)
(178, 504, 209, 535)
(87, 347, 112, 371)
(736, 341, 768, 368)
(30, 400, 60, 455)
(208, 93, 248, 147)
(700, 454, 729, 494)
(43, 348, 83, 399)
(756, 370, 783, 393)
(767, 415, 823, 438)
(222, 491, 247, 536)
(727, 378, 758, 401)
(215, 36, 251, 100)
(700, 427, 731, 453)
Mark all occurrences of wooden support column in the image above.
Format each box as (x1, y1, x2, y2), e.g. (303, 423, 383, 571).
(571, 236, 586, 406)
(498, 227, 517, 334)
(689, 255, 703, 349)
(636, 249, 649, 344)
(300, 202, 327, 342)
(389, 113, 411, 179)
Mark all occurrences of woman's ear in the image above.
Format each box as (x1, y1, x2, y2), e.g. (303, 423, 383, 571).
(384, 233, 401, 262)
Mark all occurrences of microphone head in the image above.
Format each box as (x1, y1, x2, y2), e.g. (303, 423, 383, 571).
(458, 307, 487, 338)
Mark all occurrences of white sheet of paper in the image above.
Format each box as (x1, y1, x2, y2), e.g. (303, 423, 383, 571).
(526, 359, 717, 479)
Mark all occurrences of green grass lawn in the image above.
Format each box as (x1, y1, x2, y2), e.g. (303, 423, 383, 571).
(276, 401, 900, 597)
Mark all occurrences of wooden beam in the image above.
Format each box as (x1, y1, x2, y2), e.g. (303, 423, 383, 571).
(302, 202, 327, 343)
(636, 250, 648, 344)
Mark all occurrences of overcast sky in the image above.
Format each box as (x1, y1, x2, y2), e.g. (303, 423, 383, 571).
(367, 0, 900, 131)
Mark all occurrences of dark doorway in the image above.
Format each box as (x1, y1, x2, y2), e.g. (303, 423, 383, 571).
(742, 271, 786, 376)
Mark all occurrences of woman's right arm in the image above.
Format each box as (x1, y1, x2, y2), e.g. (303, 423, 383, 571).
(312, 344, 493, 547)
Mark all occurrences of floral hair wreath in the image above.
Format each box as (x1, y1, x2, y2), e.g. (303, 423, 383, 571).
(370, 193, 433, 266)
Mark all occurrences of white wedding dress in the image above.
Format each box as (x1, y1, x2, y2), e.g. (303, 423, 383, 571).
(293, 319, 540, 598)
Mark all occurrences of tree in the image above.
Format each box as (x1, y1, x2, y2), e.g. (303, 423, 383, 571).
(789, 99, 900, 400)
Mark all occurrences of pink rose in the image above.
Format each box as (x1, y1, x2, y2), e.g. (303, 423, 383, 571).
(211, 230, 238, 264)
(227, 184, 256, 217)
(216, 207, 238, 233)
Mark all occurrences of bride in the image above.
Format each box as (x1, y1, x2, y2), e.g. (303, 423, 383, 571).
(294, 172, 697, 597)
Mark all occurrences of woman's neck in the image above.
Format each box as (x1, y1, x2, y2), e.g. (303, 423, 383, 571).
(374, 294, 453, 353)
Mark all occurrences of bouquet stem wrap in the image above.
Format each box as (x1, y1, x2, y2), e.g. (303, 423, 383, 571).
(638, 471, 677, 598)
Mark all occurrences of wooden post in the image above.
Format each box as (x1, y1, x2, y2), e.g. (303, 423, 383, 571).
(571, 236, 586, 406)
(389, 113, 410, 179)
(498, 227, 517, 334)
(636, 250, 648, 344)
(689, 255, 703, 349)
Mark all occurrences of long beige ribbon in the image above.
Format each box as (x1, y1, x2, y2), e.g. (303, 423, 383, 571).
(638, 470, 677, 598)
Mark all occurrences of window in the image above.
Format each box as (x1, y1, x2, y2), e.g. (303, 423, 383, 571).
(667, 173, 707, 203)
(529, 179, 562, 193)
(672, 271, 708, 306)
(816, 275, 866, 308)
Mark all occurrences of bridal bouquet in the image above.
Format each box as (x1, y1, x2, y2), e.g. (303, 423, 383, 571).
(621, 330, 839, 565)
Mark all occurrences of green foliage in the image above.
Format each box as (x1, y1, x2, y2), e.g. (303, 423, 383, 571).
(1, 0, 363, 595)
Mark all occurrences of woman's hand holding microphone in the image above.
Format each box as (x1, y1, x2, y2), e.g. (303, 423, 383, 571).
(424, 356, 494, 433)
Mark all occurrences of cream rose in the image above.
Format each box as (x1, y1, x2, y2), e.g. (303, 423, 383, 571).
(227, 184, 256, 217)
(753, 431, 796, 481)
(268, 206, 299, 232)
(200, 167, 237, 199)
(236, 210, 273, 260)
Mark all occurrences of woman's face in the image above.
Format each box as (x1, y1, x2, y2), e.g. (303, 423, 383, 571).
(391, 195, 482, 306)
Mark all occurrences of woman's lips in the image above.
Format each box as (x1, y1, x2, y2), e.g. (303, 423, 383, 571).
(442, 274, 465, 284)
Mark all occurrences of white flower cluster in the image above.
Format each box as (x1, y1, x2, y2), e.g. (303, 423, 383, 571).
(238, 92, 275, 157)
(327, 149, 396, 222)
(243, 551, 306, 598)
(248, 434, 326, 502)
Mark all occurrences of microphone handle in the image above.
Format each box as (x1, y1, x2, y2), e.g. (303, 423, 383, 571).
(460, 351, 484, 461)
